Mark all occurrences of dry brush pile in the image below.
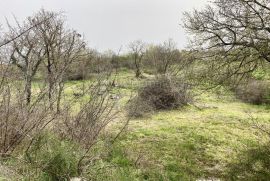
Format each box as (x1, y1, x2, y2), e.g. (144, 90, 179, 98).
(127, 75, 193, 117)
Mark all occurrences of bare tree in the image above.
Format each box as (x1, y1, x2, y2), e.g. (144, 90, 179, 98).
(31, 9, 85, 112)
(183, 0, 270, 80)
(8, 20, 45, 105)
(128, 40, 146, 78)
(145, 39, 180, 74)
(0, 48, 58, 157)
(0, 14, 54, 48)
(30, 10, 65, 108)
(56, 77, 118, 174)
(0, 11, 57, 105)
(54, 31, 86, 113)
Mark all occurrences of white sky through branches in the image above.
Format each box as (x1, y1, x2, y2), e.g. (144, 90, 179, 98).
(0, 0, 208, 52)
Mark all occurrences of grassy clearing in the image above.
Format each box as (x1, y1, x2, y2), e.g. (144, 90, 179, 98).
(1, 71, 270, 180)
(90, 71, 270, 180)
(106, 89, 270, 180)
(71, 71, 270, 180)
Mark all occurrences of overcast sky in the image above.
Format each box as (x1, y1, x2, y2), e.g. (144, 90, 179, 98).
(0, 0, 208, 52)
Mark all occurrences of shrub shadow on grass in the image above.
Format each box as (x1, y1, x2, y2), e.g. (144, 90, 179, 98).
(225, 143, 270, 181)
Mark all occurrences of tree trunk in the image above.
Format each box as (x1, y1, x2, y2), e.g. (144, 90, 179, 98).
(56, 80, 64, 114)
(25, 76, 32, 105)
(134, 57, 141, 78)
(47, 61, 54, 110)
(135, 69, 141, 78)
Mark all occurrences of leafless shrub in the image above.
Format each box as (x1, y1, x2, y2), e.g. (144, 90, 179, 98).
(0, 9, 85, 157)
(126, 96, 154, 118)
(127, 76, 192, 117)
(53, 75, 120, 174)
(128, 40, 146, 78)
(234, 80, 270, 105)
(0, 9, 128, 180)
(144, 39, 182, 75)
(0, 81, 58, 156)
(58, 83, 118, 147)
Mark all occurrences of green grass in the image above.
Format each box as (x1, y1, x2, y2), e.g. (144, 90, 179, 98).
(2, 70, 270, 180)
(72, 71, 270, 180)
(88, 71, 270, 180)
(107, 92, 269, 180)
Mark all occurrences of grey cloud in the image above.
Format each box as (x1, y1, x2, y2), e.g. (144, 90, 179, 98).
(0, 0, 208, 51)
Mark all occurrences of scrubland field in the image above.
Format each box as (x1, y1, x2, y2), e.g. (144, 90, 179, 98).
(1, 69, 270, 181)
(1, 0, 270, 180)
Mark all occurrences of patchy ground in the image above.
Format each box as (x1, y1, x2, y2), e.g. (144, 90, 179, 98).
(0, 164, 20, 181)
(64, 72, 270, 180)
(1, 71, 270, 180)
(84, 71, 269, 180)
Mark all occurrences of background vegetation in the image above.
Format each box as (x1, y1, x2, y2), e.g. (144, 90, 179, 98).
(0, 0, 270, 180)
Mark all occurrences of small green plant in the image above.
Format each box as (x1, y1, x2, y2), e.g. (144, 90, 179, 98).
(24, 133, 80, 181)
